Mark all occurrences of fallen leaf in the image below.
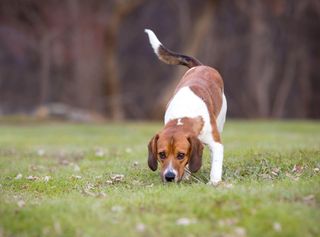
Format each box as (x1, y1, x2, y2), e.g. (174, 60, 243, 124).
(42, 227, 50, 235)
(73, 164, 81, 172)
(29, 165, 38, 171)
(85, 183, 94, 191)
(95, 149, 105, 157)
(132, 180, 143, 186)
(136, 223, 146, 232)
(60, 159, 69, 166)
(292, 164, 303, 174)
(111, 205, 123, 213)
(53, 221, 62, 235)
(251, 208, 257, 215)
(273, 222, 282, 232)
(17, 200, 25, 208)
(111, 174, 124, 182)
(207, 180, 221, 186)
(218, 218, 238, 226)
(37, 149, 45, 156)
(260, 173, 272, 180)
(58, 151, 66, 158)
(218, 182, 233, 189)
(71, 175, 82, 180)
(302, 194, 315, 205)
(125, 148, 132, 153)
(15, 173, 23, 180)
(225, 183, 234, 189)
(82, 189, 96, 197)
(43, 176, 51, 182)
(285, 173, 300, 181)
(234, 227, 246, 237)
(271, 167, 280, 176)
(133, 161, 139, 166)
(146, 183, 154, 188)
(97, 192, 107, 198)
(26, 175, 39, 181)
(176, 217, 197, 226)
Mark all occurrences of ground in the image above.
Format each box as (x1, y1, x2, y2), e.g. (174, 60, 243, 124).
(0, 120, 319, 237)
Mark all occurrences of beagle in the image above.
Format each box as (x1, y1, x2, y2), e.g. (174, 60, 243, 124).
(145, 29, 227, 185)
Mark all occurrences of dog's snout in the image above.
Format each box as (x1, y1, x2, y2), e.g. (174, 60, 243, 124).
(164, 171, 176, 182)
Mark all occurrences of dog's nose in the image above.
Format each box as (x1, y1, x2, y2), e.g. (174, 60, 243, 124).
(165, 171, 176, 182)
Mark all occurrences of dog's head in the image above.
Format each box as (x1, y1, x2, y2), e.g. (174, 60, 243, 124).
(147, 125, 204, 182)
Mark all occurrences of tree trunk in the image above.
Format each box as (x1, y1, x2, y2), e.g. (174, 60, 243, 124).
(104, 0, 145, 120)
(246, 2, 275, 118)
(39, 34, 51, 105)
(105, 26, 124, 120)
(271, 50, 297, 117)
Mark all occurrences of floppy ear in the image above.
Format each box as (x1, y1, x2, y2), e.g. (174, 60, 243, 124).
(188, 136, 204, 173)
(148, 134, 159, 171)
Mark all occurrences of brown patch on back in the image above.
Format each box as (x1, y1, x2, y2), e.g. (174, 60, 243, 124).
(174, 66, 224, 142)
(165, 117, 204, 137)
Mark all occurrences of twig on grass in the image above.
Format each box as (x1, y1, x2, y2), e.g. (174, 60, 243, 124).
(184, 167, 207, 183)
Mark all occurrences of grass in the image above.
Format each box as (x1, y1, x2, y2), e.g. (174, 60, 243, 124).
(0, 120, 319, 237)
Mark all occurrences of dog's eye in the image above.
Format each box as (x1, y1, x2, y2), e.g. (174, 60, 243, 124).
(158, 152, 166, 159)
(177, 152, 185, 160)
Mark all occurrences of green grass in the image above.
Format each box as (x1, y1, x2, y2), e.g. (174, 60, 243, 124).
(0, 120, 319, 237)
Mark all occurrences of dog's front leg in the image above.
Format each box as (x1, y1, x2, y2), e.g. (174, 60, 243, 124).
(208, 142, 224, 185)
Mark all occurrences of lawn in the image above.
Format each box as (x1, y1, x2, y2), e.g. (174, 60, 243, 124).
(0, 120, 319, 237)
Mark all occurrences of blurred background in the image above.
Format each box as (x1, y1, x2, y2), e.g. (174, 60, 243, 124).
(0, 0, 319, 121)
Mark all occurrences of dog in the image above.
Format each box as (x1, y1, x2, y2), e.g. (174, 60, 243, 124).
(145, 29, 227, 185)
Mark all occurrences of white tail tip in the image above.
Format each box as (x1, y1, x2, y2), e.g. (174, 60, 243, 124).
(144, 29, 162, 55)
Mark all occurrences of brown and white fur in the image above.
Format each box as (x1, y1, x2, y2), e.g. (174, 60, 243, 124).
(145, 29, 227, 185)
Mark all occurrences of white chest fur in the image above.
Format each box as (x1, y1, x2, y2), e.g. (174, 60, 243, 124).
(164, 87, 213, 144)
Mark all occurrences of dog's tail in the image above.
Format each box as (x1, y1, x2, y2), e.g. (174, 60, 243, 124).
(144, 29, 202, 68)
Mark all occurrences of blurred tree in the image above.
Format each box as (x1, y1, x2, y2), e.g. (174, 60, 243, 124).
(0, 0, 319, 119)
(104, 0, 146, 120)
